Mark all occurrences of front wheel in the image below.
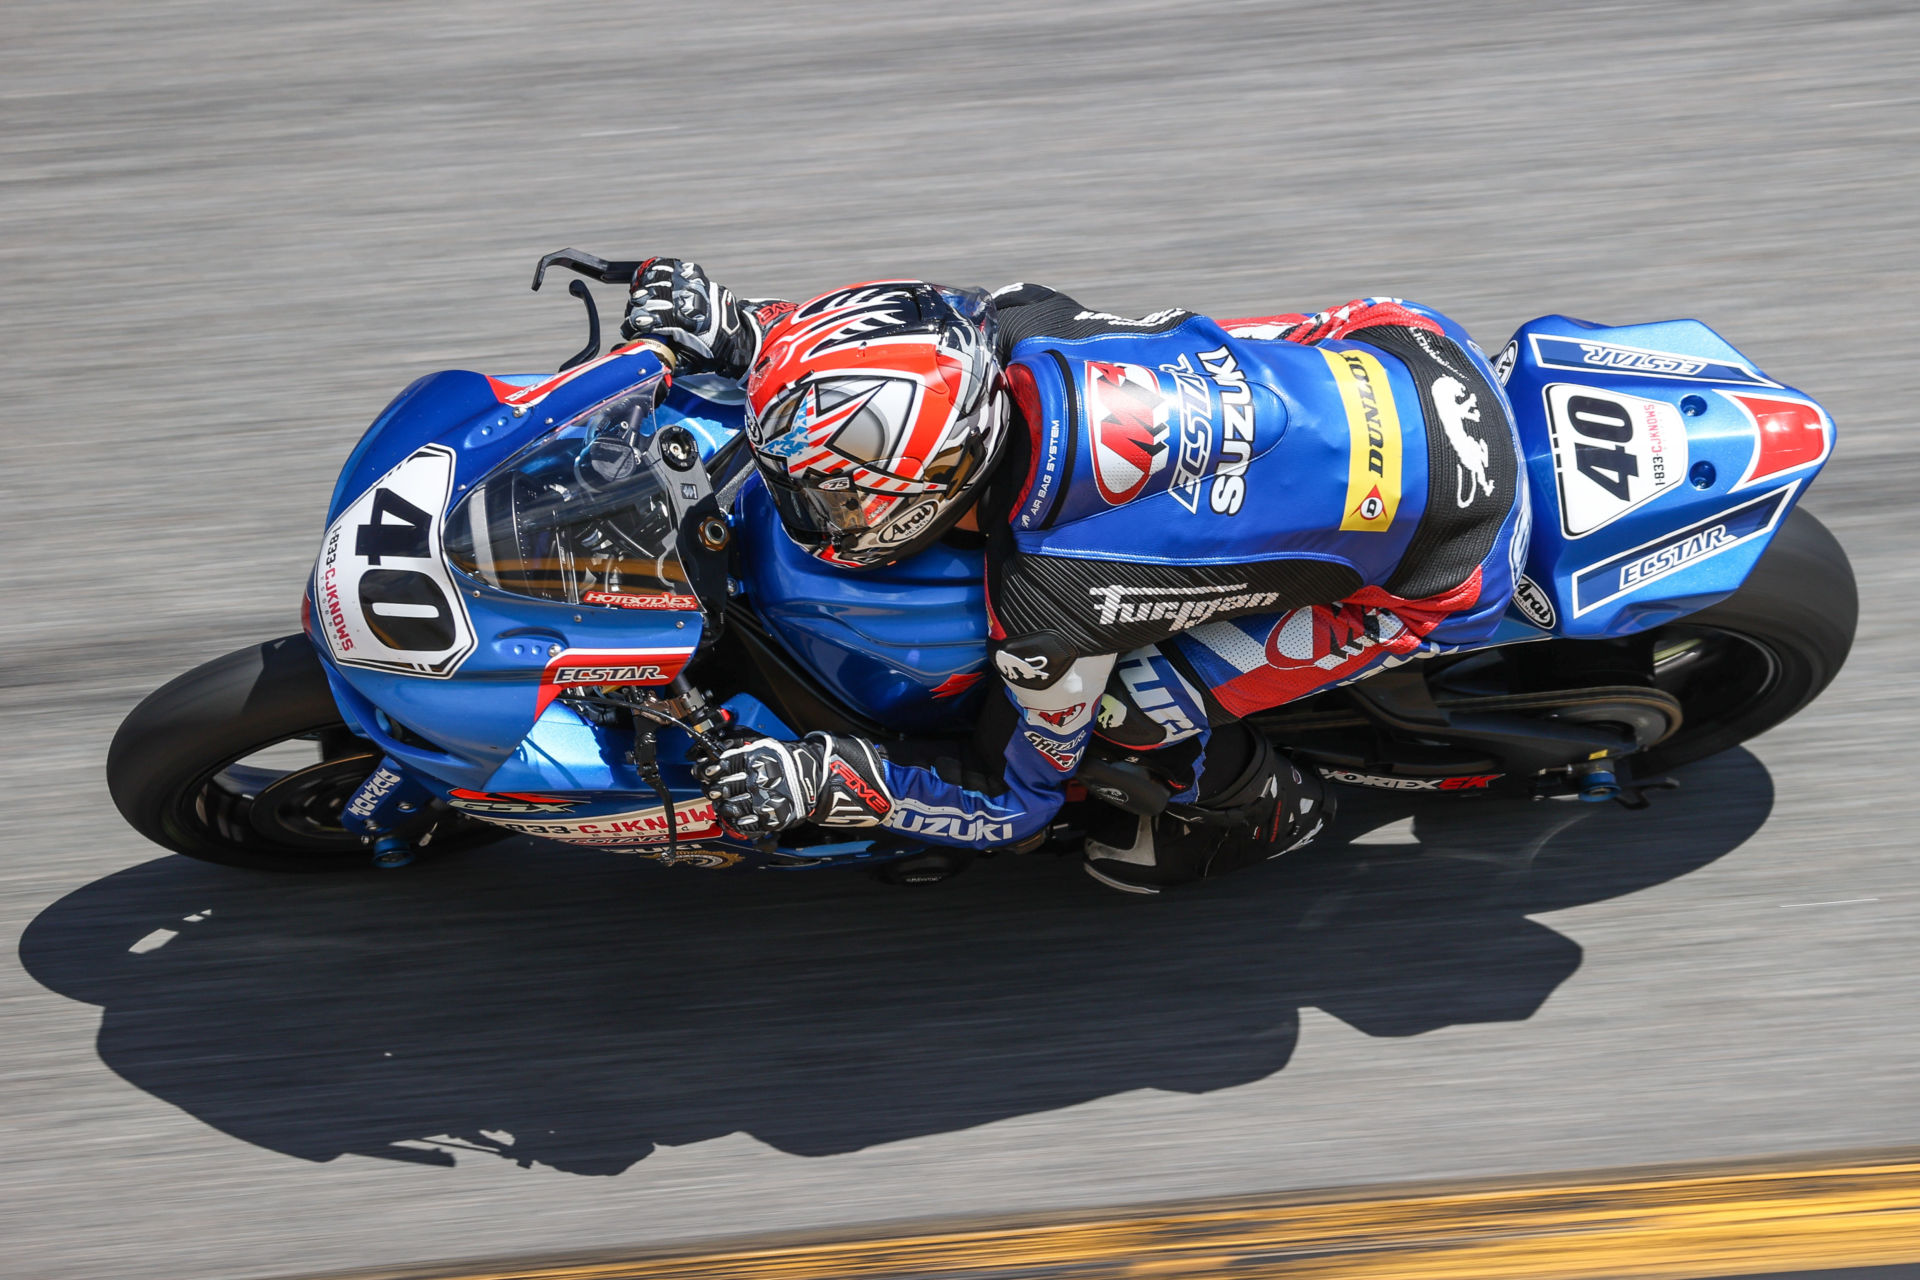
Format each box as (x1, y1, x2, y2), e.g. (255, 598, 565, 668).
(108, 635, 396, 871)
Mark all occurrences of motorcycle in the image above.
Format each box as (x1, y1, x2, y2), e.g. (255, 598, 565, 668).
(106, 249, 1857, 882)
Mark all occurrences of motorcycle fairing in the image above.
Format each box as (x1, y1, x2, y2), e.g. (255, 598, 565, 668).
(307, 347, 742, 786)
(1499, 315, 1834, 638)
(405, 694, 914, 870)
(308, 347, 912, 870)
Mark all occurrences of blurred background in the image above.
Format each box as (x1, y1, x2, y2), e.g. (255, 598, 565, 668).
(5, 2, 1918, 1277)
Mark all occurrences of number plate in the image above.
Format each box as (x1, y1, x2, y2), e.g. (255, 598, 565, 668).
(1544, 384, 1689, 538)
(313, 444, 478, 677)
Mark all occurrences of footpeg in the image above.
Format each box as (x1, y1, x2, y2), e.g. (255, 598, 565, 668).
(1612, 775, 1681, 811)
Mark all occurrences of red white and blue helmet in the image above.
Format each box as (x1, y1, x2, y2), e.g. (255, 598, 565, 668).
(744, 281, 1006, 568)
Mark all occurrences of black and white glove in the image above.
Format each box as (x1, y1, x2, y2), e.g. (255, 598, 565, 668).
(693, 732, 894, 836)
(619, 257, 760, 379)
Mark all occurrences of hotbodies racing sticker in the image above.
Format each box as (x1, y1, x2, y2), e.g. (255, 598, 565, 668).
(314, 444, 477, 677)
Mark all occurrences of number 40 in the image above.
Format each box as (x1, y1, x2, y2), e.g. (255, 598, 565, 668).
(1566, 395, 1640, 501)
(355, 488, 455, 651)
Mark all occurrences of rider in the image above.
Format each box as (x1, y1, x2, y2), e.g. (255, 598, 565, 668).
(624, 260, 1528, 893)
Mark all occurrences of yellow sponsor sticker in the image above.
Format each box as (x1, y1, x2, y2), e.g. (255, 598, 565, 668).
(1321, 346, 1404, 532)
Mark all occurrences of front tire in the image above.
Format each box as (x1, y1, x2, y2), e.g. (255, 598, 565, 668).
(107, 635, 386, 871)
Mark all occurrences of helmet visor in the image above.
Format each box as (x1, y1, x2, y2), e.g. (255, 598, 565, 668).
(756, 387, 1001, 565)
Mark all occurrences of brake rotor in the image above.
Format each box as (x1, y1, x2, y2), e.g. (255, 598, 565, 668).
(245, 750, 381, 851)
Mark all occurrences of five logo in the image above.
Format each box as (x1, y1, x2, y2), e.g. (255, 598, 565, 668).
(825, 759, 892, 820)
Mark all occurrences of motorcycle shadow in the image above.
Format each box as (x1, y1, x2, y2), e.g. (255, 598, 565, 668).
(20, 749, 1771, 1177)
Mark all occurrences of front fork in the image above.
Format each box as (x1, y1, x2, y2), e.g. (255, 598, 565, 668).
(339, 756, 441, 867)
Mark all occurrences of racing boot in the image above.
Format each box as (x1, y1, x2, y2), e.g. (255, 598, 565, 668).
(1082, 728, 1331, 895)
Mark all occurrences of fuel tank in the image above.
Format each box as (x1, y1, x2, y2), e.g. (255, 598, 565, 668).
(734, 478, 989, 733)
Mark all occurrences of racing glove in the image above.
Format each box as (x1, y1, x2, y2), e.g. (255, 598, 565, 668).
(619, 258, 762, 379)
(693, 732, 895, 836)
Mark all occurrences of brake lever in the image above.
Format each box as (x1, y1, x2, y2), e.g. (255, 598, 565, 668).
(531, 248, 650, 292)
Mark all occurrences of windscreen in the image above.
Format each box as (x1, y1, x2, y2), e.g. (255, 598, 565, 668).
(444, 376, 694, 605)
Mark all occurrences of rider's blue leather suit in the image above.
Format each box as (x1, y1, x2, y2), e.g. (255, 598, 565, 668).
(861, 287, 1529, 850)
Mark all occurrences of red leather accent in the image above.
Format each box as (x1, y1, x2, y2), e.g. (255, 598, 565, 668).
(1005, 363, 1047, 517)
(1210, 568, 1486, 719)
(1344, 566, 1485, 628)
(1300, 299, 1444, 343)
(1219, 312, 1311, 331)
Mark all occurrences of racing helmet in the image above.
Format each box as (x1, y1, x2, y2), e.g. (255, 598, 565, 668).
(744, 280, 1007, 568)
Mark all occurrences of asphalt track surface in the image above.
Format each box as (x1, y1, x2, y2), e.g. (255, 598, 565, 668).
(5, 2, 1920, 1277)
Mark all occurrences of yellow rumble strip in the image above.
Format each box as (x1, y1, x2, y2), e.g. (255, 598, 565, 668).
(303, 1148, 1920, 1280)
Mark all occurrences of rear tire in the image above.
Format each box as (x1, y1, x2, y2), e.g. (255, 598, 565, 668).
(107, 635, 385, 871)
(1636, 506, 1856, 773)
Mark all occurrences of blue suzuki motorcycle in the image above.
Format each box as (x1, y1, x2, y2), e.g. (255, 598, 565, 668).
(106, 250, 1856, 880)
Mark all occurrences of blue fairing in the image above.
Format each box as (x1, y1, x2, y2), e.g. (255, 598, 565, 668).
(308, 349, 747, 788)
(1496, 316, 1834, 637)
(735, 476, 988, 733)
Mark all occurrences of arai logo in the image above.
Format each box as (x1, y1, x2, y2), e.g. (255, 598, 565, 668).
(1512, 575, 1557, 630)
(878, 499, 941, 545)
